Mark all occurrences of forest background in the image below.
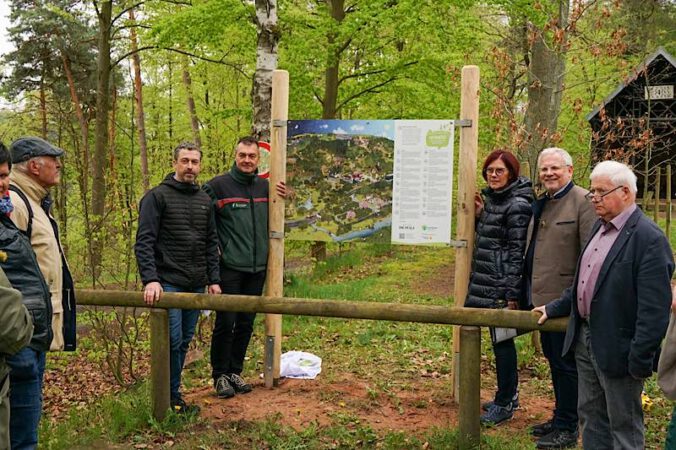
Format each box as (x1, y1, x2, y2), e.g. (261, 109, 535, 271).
(0, 0, 675, 448)
(0, 0, 673, 287)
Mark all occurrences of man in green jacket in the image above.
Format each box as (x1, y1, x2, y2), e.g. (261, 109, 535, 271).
(204, 136, 285, 399)
(0, 269, 33, 449)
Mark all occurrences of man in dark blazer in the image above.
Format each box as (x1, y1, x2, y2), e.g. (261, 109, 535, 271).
(534, 160, 674, 450)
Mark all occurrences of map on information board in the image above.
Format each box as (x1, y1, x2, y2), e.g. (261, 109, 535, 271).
(285, 119, 454, 245)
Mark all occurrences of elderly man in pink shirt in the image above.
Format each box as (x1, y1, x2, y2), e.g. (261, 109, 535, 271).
(534, 161, 674, 450)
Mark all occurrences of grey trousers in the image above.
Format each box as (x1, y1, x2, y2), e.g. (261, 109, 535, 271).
(576, 321, 644, 450)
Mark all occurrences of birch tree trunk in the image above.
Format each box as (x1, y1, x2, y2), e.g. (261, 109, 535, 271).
(181, 57, 202, 149)
(522, 0, 570, 178)
(252, 0, 279, 141)
(129, 8, 150, 192)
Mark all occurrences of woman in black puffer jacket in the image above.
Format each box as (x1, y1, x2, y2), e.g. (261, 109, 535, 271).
(465, 149, 533, 425)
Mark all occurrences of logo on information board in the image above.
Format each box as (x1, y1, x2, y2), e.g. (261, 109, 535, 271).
(425, 130, 451, 148)
(258, 141, 271, 179)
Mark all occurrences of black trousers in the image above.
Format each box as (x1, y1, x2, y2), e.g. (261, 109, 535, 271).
(210, 267, 266, 379)
(541, 330, 578, 431)
(492, 337, 518, 407)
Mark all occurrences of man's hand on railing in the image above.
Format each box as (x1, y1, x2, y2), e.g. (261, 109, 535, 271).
(532, 305, 548, 325)
(208, 284, 222, 295)
(144, 282, 163, 305)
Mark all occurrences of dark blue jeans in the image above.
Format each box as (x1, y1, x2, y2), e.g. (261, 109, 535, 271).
(541, 330, 578, 432)
(667, 405, 676, 450)
(6, 347, 46, 450)
(163, 284, 203, 400)
(211, 268, 266, 380)
(492, 337, 518, 407)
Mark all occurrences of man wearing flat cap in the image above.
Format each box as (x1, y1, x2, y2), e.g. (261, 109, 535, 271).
(7, 136, 76, 448)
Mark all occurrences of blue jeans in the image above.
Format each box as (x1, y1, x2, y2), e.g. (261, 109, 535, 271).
(163, 284, 203, 400)
(667, 405, 676, 450)
(6, 347, 46, 450)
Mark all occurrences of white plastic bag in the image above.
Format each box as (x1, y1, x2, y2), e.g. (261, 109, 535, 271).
(280, 351, 322, 379)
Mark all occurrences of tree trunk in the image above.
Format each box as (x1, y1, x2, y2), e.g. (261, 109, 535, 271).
(92, 0, 113, 284)
(61, 51, 90, 192)
(322, 0, 345, 120)
(129, 8, 150, 192)
(252, 0, 279, 141)
(181, 58, 202, 149)
(522, 0, 570, 178)
(39, 68, 48, 139)
(168, 60, 173, 142)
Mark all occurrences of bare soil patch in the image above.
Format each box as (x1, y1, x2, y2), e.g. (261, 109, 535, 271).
(188, 373, 553, 439)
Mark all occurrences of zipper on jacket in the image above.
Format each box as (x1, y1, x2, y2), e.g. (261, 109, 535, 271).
(249, 184, 257, 271)
(189, 197, 196, 278)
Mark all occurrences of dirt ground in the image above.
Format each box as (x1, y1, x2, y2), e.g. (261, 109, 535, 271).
(187, 373, 554, 439)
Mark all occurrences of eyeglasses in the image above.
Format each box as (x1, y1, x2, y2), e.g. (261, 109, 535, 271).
(585, 185, 624, 202)
(486, 168, 506, 176)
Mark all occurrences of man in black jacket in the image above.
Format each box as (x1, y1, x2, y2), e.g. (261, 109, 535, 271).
(135, 141, 221, 414)
(204, 136, 285, 399)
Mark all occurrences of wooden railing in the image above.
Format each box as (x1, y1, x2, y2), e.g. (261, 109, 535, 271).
(76, 289, 567, 449)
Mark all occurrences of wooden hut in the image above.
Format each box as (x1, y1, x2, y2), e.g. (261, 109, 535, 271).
(587, 47, 675, 199)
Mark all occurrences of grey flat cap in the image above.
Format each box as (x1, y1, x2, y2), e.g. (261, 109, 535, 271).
(10, 137, 65, 163)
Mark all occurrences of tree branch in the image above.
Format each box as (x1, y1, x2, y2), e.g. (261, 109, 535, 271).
(338, 61, 417, 85)
(112, 46, 249, 77)
(112, 2, 146, 25)
(335, 78, 396, 112)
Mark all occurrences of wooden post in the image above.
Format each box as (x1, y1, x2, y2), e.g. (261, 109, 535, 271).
(459, 326, 481, 449)
(666, 165, 672, 239)
(150, 309, 170, 420)
(451, 65, 480, 401)
(264, 69, 289, 388)
(654, 166, 661, 223)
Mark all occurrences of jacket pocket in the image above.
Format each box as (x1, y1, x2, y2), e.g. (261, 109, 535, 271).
(24, 296, 49, 346)
(555, 220, 576, 225)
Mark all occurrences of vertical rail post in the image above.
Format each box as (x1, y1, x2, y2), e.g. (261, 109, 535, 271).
(264, 69, 289, 388)
(451, 65, 480, 400)
(666, 165, 672, 238)
(458, 325, 481, 449)
(654, 166, 661, 223)
(150, 309, 170, 420)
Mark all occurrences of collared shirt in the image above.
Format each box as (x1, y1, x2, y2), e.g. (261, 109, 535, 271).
(547, 181, 573, 199)
(576, 204, 637, 318)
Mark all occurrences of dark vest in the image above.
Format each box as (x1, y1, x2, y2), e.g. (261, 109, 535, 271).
(0, 214, 53, 351)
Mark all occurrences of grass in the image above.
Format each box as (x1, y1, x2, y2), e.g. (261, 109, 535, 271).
(40, 242, 674, 449)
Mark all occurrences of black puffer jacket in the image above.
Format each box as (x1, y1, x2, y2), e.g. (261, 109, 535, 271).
(0, 213, 52, 351)
(465, 176, 533, 309)
(135, 173, 220, 289)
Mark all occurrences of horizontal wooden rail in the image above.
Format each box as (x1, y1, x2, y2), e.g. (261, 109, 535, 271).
(76, 289, 568, 332)
(76, 288, 567, 442)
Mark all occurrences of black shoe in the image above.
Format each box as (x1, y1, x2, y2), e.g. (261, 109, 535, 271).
(482, 392, 520, 412)
(227, 373, 253, 394)
(480, 403, 513, 426)
(531, 420, 554, 437)
(171, 396, 200, 415)
(536, 429, 578, 449)
(215, 374, 236, 398)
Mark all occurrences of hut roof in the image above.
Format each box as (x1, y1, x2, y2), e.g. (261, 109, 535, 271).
(586, 47, 676, 122)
